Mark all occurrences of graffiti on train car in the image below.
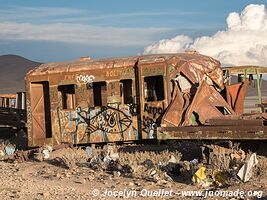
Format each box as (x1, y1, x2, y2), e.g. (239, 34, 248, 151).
(142, 66, 165, 76)
(58, 103, 134, 142)
(142, 116, 157, 138)
(144, 103, 164, 118)
(105, 68, 133, 78)
(142, 102, 165, 138)
(76, 74, 95, 84)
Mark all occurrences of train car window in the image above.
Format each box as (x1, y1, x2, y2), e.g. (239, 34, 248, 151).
(144, 75, 164, 102)
(58, 84, 76, 110)
(93, 81, 107, 106)
(120, 79, 133, 104)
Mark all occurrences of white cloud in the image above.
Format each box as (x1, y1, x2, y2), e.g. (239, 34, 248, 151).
(0, 22, 170, 46)
(143, 35, 192, 54)
(143, 4, 267, 66)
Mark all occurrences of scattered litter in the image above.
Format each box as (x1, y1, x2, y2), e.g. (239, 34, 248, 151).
(192, 166, 206, 184)
(4, 145, 15, 155)
(42, 149, 50, 159)
(212, 170, 228, 186)
(103, 155, 111, 162)
(42, 145, 53, 159)
(190, 158, 198, 165)
(237, 153, 258, 182)
(85, 146, 93, 157)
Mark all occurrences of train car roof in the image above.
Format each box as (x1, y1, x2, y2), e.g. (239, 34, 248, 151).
(0, 94, 16, 98)
(222, 66, 267, 75)
(26, 53, 220, 77)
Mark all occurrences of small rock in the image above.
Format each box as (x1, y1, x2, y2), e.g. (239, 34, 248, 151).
(113, 171, 121, 177)
(150, 170, 157, 176)
(0, 150, 5, 157)
(144, 159, 154, 169)
(129, 182, 135, 186)
(85, 146, 93, 157)
(110, 152, 119, 161)
(41, 192, 50, 197)
(134, 182, 141, 186)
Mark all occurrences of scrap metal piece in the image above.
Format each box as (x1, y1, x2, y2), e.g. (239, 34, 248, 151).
(237, 153, 258, 182)
(226, 79, 249, 114)
(184, 81, 235, 126)
(161, 82, 186, 127)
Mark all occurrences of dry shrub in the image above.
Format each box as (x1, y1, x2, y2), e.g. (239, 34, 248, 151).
(253, 155, 267, 178)
(58, 148, 89, 169)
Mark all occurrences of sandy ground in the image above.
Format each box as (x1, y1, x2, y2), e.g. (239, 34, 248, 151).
(0, 142, 266, 200)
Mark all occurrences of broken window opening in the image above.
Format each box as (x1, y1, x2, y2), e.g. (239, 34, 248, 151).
(215, 106, 231, 115)
(58, 84, 76, 110)
(93, 81, 107, 106)
(144, 75, 165, 102)
(120, 79, 133, 104)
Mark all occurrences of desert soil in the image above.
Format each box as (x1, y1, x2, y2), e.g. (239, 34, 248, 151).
(0, 141, 266, 200)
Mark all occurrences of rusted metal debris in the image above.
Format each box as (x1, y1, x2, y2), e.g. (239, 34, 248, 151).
(226, 80, 249, 114)
(0, 107, 26, 128)
(0, 92, 27, 131)
(25, 53, 267, 146)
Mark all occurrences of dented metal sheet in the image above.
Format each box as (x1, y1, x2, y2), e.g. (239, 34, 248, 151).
(226, 80, 249, 114)
(183, 81, 235, 126)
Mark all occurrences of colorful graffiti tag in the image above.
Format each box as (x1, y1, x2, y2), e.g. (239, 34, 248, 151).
(58, 103, 133, 143)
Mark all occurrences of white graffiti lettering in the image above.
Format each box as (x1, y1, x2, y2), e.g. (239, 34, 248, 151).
(76, 74, 95, 84)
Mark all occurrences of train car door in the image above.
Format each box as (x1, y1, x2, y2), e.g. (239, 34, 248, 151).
(30, 82, 52, 142)
(137, 59, 168, 139)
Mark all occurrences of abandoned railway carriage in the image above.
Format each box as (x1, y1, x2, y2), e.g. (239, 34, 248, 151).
(25, 53, 266, 147)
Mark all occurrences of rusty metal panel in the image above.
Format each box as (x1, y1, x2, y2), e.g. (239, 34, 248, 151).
(158, 125, 267, 140)
(207, 118, 263, 126)
(138, 61, 168, 140)
(226, 80, 249, 114)
(183, 81, 235, 126)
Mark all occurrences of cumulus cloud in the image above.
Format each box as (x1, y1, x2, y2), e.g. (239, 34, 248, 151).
(144, 4, 267, 66)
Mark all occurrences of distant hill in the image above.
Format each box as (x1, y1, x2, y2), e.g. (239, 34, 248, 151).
(0, 55, 41, 93)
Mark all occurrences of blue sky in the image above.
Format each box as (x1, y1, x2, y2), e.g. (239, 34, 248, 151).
(0, 0, 266, 62)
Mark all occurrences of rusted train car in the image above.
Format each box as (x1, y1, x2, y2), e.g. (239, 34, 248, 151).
(25, 53, 267, 146)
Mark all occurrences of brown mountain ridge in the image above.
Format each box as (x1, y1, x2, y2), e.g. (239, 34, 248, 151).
(0, 55, 41, 93)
